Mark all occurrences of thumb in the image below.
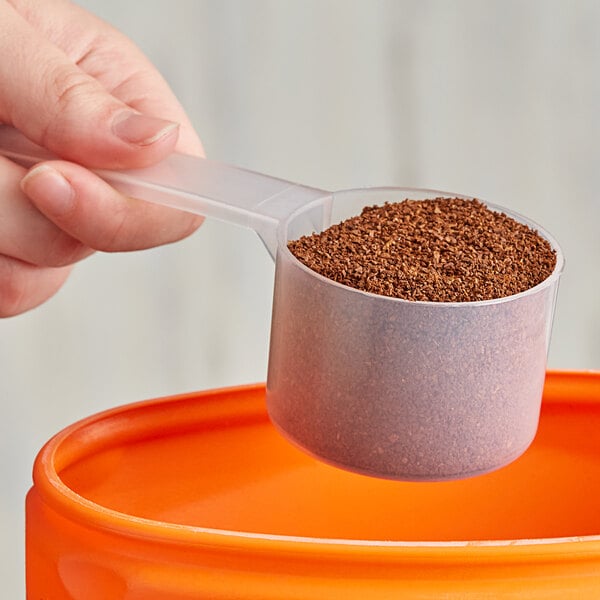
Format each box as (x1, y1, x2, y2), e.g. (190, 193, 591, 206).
(0, 2, 179, 169)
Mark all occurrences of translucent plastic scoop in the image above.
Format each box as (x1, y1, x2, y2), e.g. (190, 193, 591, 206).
(0, 125, 326, 258)
(0, 125, 564, 481)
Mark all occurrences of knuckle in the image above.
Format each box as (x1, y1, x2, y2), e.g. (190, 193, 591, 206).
(51, 68, 95, 115)
(39, 65, 106, 146)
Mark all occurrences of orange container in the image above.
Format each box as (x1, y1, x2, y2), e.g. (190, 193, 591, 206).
(27, 371, 600, 598)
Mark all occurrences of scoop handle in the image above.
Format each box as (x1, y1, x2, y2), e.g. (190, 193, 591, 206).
(0, 125, 326, 257)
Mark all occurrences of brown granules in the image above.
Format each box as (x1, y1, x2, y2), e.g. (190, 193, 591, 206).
(288, 198, 557, 302)
(267, 196, 562, 480)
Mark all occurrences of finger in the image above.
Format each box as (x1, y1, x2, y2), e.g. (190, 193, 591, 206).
(48, 0, 204, 156)
(0, 253, 72, 317)
(19, 0, 205, 157)
(21, 161, 204, 252)
(0, 155, 93, 267)
(0, 1, 182, 169)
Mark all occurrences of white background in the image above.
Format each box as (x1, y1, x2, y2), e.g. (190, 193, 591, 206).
(1, 1, 599, 596)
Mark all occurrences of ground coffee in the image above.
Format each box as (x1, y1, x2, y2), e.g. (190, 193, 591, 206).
(288, 198, 557, 302)
(266, 196, 562, 480)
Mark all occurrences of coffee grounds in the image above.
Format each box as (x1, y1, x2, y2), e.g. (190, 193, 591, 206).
(267, 196, 561, 480)
(288, 198, 557, 302)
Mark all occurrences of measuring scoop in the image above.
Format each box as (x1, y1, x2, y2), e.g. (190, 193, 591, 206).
(0, 125, 563, 481)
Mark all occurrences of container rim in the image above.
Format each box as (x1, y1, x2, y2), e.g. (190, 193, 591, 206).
(32, 372, 600, 562)
(277, 187, 564, 307)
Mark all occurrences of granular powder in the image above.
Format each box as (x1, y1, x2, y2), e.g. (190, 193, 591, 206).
(288, 198, 556, 302)
(266, 196, 562, 481)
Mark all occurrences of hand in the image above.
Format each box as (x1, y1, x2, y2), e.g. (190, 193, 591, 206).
(0, 0, 205, 316)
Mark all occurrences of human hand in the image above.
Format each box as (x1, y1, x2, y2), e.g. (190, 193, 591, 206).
(0, 0, 205, 316)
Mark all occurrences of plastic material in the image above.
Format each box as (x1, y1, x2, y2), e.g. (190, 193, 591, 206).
(26, 372, 600, 598)
(0, 124, 325, 258)
(268, 189, 563, 479)
(0, 126, 564, 480)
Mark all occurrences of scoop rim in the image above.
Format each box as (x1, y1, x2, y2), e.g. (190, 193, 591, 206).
(276, 187, 564, 307)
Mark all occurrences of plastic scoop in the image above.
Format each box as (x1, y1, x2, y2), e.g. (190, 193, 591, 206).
(0, 125, 564, 481)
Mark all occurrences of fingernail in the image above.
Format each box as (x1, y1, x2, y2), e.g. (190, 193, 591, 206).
(21, 165, 75, 216)
(112, 112, 179, 146)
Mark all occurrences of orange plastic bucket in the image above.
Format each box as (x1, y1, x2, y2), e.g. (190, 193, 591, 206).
(27, 371, 600, 598)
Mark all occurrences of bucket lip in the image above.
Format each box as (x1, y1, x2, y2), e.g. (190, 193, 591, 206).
(278, 188, 564, 308)
(32, 372, 600, 560)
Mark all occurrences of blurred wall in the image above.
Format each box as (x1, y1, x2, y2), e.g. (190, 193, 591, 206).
(1, 1, 599, 595)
